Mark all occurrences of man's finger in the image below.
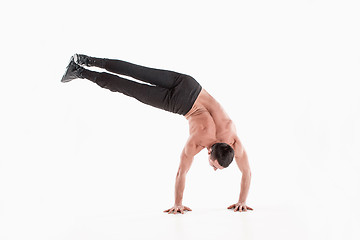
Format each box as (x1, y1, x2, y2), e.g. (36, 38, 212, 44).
(164, 209, 170, 212)
(180, 208, 184, 214)
(168, 208, 174, 214)
(184, 206, 192, 211)
(234, 206, 239, 212)
(247, 206, 253, 210)
(228, 204, 235, 209)
(243, 206, 247, 211)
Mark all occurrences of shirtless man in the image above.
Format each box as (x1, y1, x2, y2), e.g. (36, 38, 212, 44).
(61, 54, 252, 214)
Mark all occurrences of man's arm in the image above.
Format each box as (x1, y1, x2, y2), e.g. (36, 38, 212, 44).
(227, 136, 253, 212)
(164, 137, 203, 214)
(174, 144, 196, 205)
(236, 147, 251, 202)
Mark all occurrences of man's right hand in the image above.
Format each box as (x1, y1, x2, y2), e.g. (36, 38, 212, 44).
(164, 204, 192, 214)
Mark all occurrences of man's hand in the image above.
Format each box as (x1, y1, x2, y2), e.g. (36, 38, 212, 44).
(164, 204, 192, 214)
(227, 202, 253, 212)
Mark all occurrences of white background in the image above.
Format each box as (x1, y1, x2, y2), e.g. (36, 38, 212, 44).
(1, 0, 359, 239)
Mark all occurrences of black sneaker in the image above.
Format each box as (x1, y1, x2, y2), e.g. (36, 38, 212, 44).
(74, 53, 91, 67)
(74, 53, 105, 68)
(61, 56, 84, 83)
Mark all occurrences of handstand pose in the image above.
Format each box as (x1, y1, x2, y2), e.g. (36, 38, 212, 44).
(61, 54, 253, 214)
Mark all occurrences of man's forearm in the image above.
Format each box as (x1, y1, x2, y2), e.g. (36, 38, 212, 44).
(174, 173, 187, 205)
(238, 172, 251, 203)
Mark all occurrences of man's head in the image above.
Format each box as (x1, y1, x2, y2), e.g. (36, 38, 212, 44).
(208, 143, 235, 171)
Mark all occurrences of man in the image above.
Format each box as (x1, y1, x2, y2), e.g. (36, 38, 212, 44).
(61, 54, 253, 214)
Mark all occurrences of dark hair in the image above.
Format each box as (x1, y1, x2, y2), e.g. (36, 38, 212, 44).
(210, 143, 235, 168)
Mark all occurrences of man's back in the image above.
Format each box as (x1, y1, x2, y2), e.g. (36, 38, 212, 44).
(184, 88, 237, 150)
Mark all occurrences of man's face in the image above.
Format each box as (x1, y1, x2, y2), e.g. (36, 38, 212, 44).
(208, 149, 224, 171)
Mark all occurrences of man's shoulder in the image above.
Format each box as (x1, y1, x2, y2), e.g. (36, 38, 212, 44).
(182, 135, 206, 158)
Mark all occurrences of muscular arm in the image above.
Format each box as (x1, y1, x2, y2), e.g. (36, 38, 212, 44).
(175, 137, 203, 205)
(233, 136, 252, 203)
(164, 136, 203, 214)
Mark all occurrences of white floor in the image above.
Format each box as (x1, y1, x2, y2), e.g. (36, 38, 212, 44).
(1, 202, 359, 240)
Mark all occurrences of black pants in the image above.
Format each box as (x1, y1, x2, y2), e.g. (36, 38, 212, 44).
(81, 58, 202, 116)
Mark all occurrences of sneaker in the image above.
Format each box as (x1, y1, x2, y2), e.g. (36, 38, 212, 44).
(61, 56, 84, 83)
(74, 53, 91, 67)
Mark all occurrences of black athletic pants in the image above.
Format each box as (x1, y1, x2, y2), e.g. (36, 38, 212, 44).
(80, 57, 202, 115)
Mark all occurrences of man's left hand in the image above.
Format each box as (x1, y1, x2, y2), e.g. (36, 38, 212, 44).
(227, 202, 253, 212)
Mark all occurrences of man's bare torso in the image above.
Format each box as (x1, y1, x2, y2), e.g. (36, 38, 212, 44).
(184, 88, 238, 151)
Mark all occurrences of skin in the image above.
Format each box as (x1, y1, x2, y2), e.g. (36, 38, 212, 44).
(163, 88, 252, 214)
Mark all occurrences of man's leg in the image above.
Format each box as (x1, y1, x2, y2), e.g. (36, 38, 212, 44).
(80, 67, 170, 111)
(76, 54, 182, 89)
